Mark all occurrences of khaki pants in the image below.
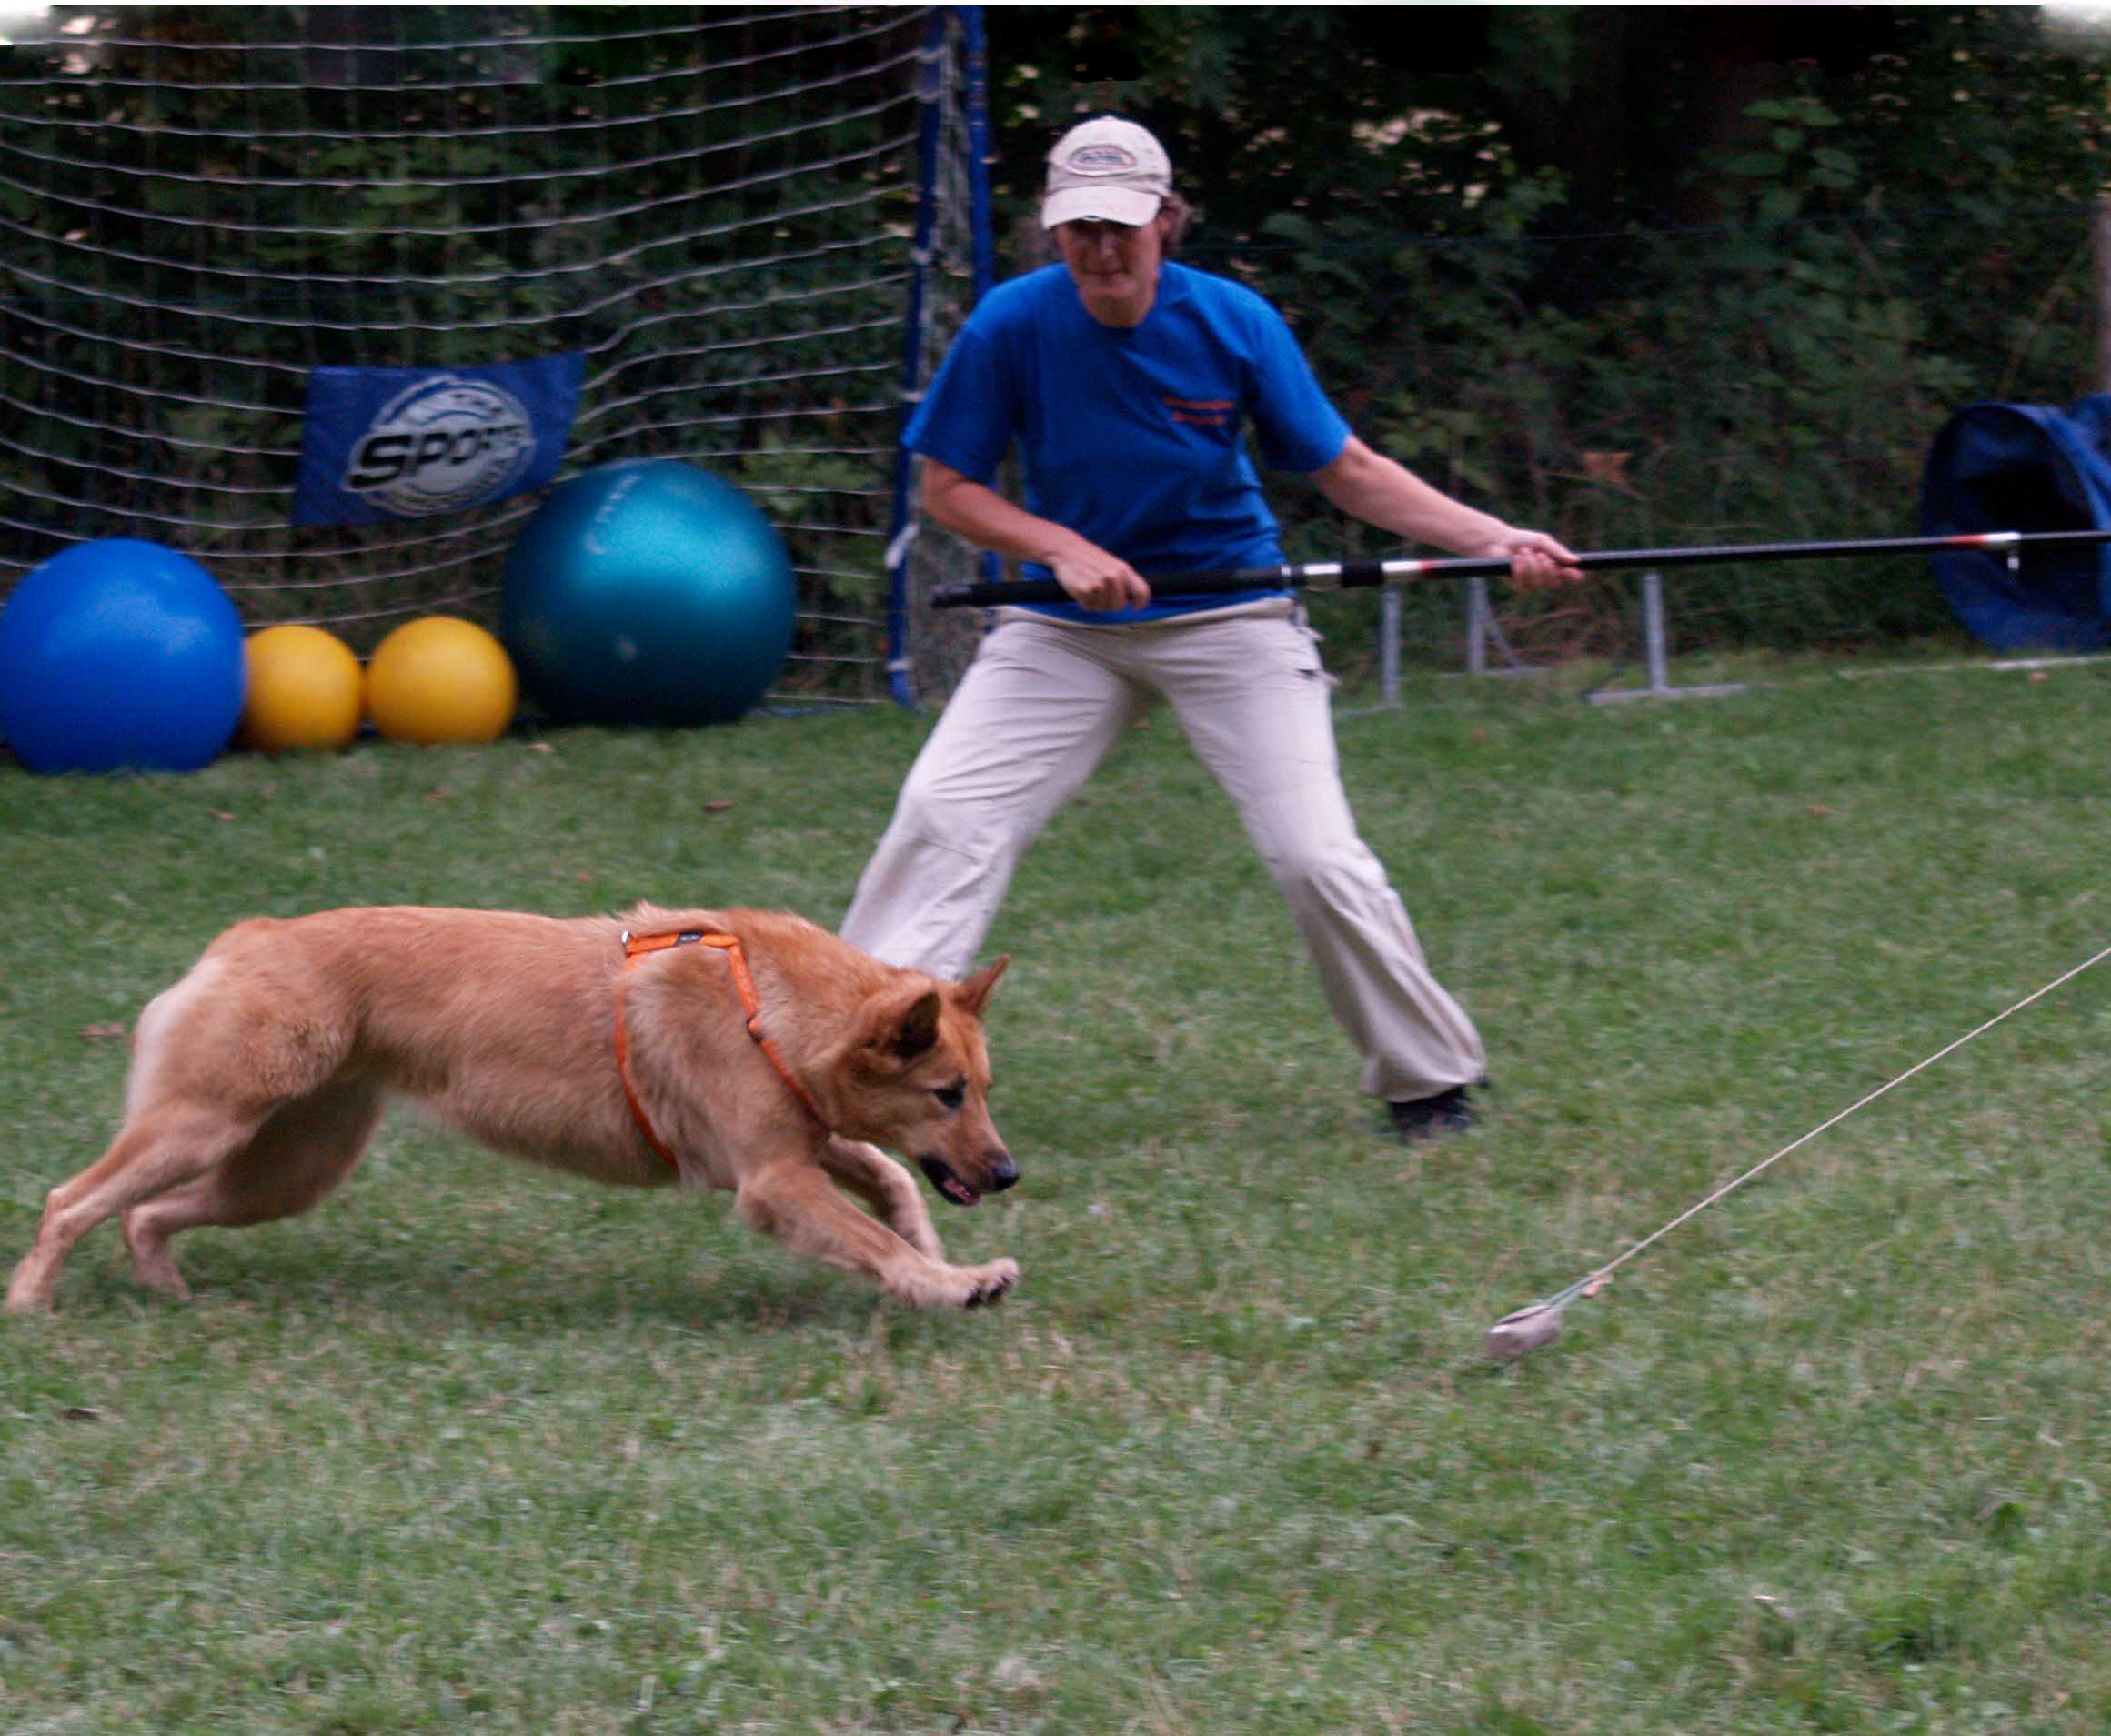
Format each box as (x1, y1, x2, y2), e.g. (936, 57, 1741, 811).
(840, 603, 1485, 1101)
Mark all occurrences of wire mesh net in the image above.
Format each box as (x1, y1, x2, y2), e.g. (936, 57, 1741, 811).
(0, 4, 983, 703)
(6, 8, 2099, 711)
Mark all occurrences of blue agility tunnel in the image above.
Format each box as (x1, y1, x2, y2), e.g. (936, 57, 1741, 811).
(1921, 396, 2111, 651)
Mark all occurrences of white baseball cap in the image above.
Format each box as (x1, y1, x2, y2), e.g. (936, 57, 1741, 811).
(1040, 116, 1171, 230)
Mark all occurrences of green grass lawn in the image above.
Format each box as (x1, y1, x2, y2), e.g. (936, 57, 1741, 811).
(3, 655, 2108, 1733)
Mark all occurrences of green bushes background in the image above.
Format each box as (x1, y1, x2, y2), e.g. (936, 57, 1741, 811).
(983, 6, 2111, 665)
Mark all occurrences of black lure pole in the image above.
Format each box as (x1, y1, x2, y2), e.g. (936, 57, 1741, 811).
(926, 527, 2111, 609)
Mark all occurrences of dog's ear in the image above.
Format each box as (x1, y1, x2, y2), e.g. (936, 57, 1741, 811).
(954, 955, 1010, 1018)
(864, 988, 942, 1063)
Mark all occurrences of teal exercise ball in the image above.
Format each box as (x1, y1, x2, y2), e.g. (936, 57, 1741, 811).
(0, 538, 245, 774)
(500, 458, 797, 726)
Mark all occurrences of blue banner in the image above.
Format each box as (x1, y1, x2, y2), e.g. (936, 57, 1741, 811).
(292, 353, 586, 527)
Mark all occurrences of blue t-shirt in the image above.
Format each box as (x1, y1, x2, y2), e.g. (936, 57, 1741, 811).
(904, 261, 1352, 624)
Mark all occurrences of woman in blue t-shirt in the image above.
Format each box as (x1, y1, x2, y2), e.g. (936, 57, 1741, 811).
(842, 117, 1578, 1140)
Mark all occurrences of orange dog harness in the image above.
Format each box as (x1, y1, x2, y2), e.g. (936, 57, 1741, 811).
(614, 928, 828, 1170)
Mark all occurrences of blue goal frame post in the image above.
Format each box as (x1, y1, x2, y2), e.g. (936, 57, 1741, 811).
(885, 5, 996, 707)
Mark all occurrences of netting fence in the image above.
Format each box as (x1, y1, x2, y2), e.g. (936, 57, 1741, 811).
(4, 7, 2104, 709)
(0, 3, 988, 704)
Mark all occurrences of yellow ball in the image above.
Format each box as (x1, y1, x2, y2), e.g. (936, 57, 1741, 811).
(239, 625, 365, 753)
(365, 616, 518, 746)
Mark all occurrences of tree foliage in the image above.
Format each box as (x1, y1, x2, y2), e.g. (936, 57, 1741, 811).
(982, 6, 2111, 659)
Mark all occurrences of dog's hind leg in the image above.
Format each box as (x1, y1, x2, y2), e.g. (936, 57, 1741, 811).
(735, 1157, 1015, 1310)
(5, 1098, 271, 1315)
(817, 1137, 945, 1260)
(120, 1081, 386, 1300)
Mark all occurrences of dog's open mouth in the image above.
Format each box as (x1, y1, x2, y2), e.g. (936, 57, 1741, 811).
(918, 1157, 980, 1208)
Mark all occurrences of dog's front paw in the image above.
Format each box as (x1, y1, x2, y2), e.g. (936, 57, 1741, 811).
(895, 1255, 1018, 1310)
(960, 1258, 1018, 1309)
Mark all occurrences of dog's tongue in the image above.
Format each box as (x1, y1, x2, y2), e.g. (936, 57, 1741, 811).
(920, 1157, 981, 1208)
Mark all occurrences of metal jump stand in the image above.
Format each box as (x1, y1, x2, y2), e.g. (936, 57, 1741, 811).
(1581, 570, 1747, 706)
(1461, 576, 1537, 684)
(1457, 570, 1743, 706)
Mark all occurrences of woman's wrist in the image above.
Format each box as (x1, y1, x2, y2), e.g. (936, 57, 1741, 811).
(1035, 530, 1099, 570)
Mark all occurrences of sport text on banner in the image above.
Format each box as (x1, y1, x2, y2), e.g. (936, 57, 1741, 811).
(292, 354, 586, 527)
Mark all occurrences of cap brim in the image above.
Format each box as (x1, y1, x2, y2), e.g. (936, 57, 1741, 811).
(1040, 186, 1162, 229)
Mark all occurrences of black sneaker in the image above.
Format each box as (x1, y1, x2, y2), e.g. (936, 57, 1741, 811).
(1387, 1084, 1476, 1142)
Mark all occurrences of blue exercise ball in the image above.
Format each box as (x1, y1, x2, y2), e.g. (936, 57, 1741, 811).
(500, 458, 797, 726)
(0, 538, 246, 775)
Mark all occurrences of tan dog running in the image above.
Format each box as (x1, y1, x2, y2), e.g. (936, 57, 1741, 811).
(5, 903, 1019, 1316)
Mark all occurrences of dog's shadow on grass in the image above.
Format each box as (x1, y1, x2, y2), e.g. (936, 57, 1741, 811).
(20, 1146, 1018, 1343)
(63, 1228, 877, 1340)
